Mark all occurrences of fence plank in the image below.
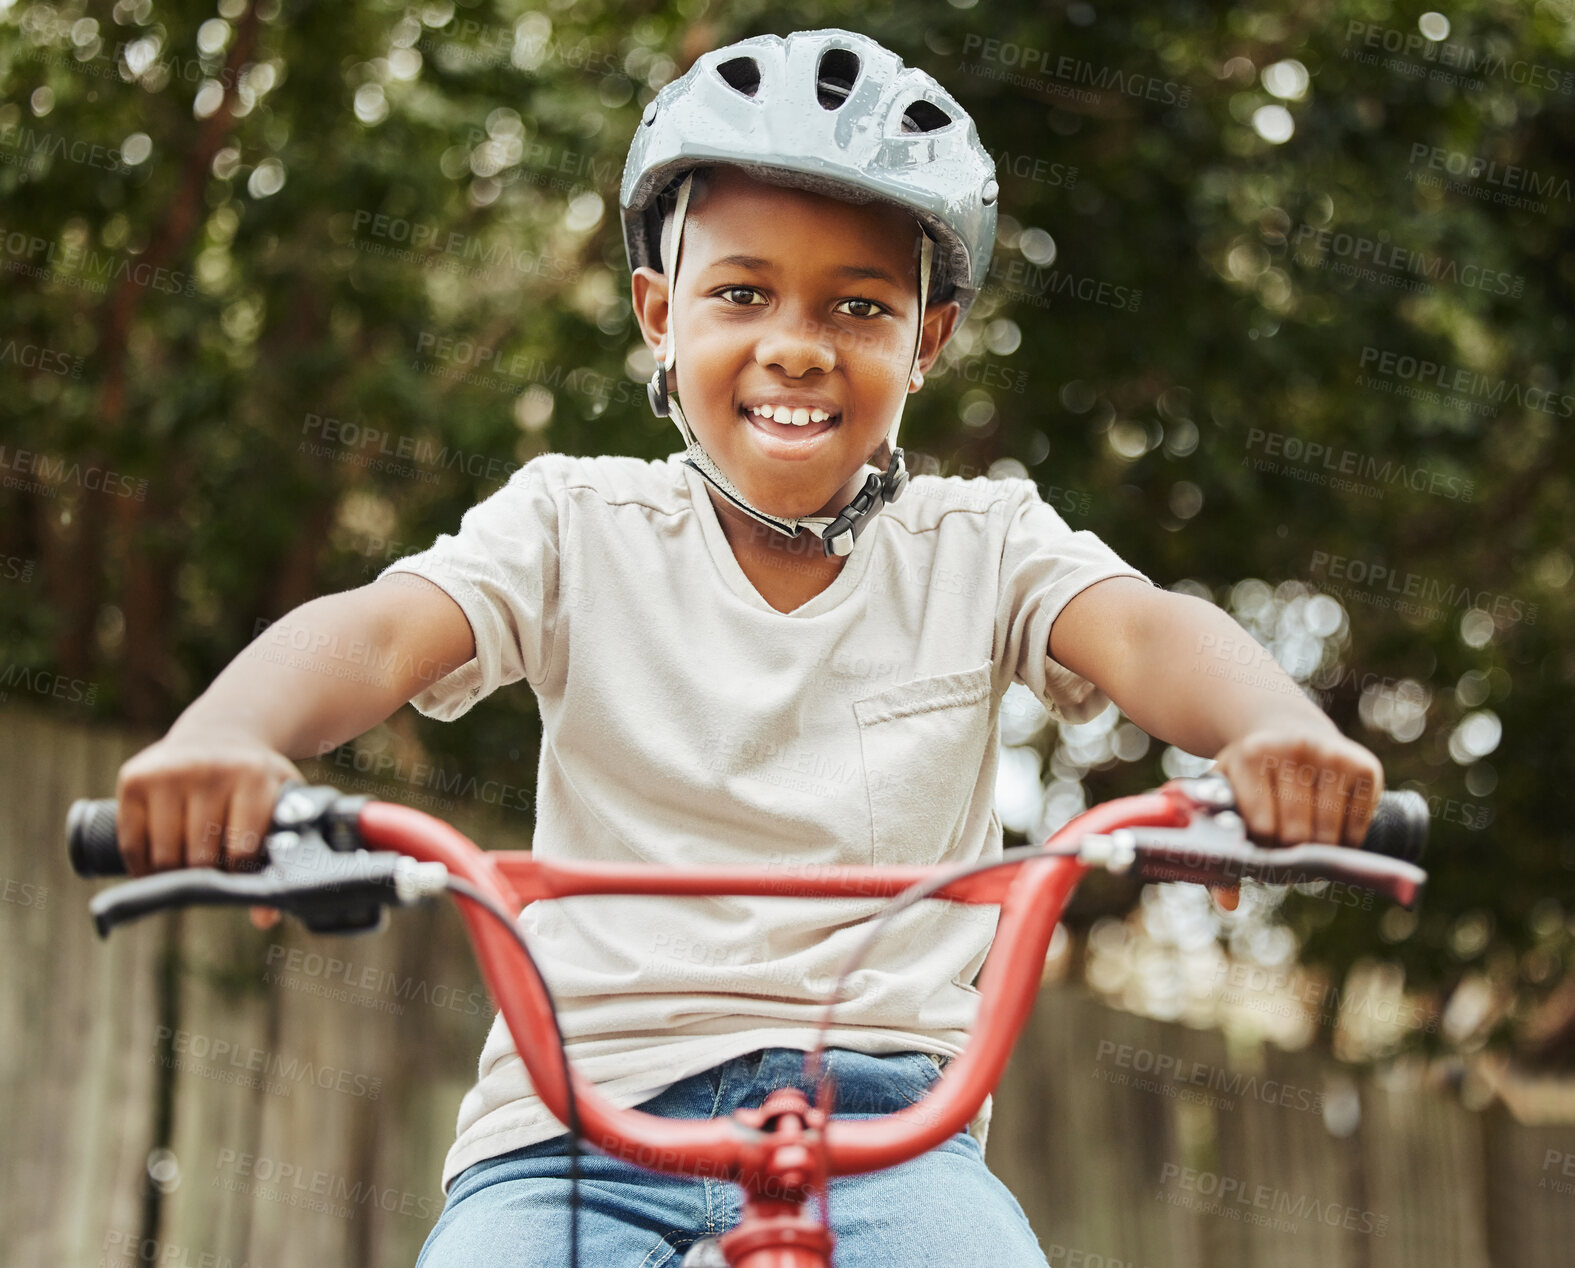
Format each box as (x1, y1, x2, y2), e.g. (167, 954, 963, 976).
(1364, 1071, 1492, 1268)
(1480, 1108, 1575, 1267)
(0, 706, 167, 1268)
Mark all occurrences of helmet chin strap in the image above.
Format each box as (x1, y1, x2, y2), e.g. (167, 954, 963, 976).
(649, 172, 933, 558)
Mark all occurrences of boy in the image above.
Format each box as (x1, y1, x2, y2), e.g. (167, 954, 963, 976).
(113, 30, 1382, 1267)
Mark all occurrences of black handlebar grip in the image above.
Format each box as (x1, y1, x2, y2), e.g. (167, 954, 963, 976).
(1360, 790, 1429, 863)
(67, 798, 127, 877)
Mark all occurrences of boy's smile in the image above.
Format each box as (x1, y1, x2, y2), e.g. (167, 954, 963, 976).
(632, 167, 959, 524)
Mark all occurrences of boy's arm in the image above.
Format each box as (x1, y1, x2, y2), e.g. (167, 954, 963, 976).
(1048, 576, 1384, 851)
(168, 572, 475, 759)
(115, 573, 476, 875)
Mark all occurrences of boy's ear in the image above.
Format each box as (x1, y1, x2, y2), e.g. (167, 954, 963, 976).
(630, 266, 672, 357)
(911, 299, 962, 389)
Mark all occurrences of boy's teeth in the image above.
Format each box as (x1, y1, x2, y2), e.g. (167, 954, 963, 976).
(747, 403, 838, 427)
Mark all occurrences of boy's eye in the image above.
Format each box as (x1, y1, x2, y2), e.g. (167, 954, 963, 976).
(835, 297, 886, 319)
(718, 286, 766, 306)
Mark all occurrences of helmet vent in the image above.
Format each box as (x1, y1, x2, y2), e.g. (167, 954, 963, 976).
(816, 48, 861, 109)
(901, 99, 953, 133)
(715, 56, 761, 98)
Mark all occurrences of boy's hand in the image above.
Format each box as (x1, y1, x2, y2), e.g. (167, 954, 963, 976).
(114, 726, 304, 929)
(1204, 728, 1385, 912)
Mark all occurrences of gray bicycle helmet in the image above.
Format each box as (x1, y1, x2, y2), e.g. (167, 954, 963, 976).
(620, 29, 999, 557)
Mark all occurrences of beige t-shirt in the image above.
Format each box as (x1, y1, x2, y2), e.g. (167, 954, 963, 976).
(380, 451, 1151, 1190)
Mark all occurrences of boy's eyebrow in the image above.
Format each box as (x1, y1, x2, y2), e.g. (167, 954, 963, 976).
(701, 253, 904, 287)
(705, 253, 772, 272)
(834, 263, 903, 286)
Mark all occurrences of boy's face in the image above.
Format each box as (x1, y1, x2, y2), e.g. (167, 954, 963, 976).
(632, 168, 960, 521)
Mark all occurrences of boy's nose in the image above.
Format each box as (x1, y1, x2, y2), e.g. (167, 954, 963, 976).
(755, 312, 836, 379)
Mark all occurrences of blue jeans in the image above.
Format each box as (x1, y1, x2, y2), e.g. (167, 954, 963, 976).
(417, 1046, 1049, 1267)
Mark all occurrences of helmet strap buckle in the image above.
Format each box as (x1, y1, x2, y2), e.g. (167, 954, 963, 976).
(872, 441, 909, 502)
(819, 446, 908, 558)
(647, 364, 671, 418)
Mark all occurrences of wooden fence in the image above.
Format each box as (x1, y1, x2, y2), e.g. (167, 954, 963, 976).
(3, 705, 1572, 1266)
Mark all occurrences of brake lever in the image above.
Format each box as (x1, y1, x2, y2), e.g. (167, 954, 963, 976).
(87, 832, 449, 938)
(1072, 777, 1428, 909)
(1083, 824, 1425, 908)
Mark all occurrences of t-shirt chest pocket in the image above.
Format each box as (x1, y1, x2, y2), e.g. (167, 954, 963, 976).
(852, 661, 994, 866)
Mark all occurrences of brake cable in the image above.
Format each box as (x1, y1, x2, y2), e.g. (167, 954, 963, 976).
(441, 877, 583, 1268)
(801, 840, 1073, 1093)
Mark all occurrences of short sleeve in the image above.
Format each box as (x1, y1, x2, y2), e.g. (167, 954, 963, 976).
(995, 481, 1153, 725)
(376, 457, 561, 721)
